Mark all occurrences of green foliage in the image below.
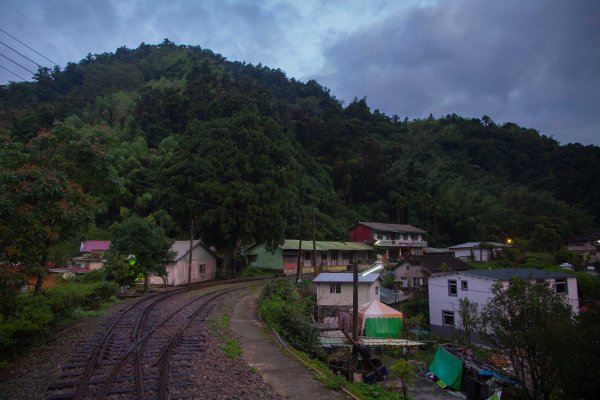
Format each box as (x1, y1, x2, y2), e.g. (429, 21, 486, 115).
(42, 281, 118, 319)
(0, 294, 53, 359)
(480, 278, 576, 400)
(79, 269, 106, 283)
(258, 279, 322, 357)
(107, 214, 175, 288)
(347, 381, 402, 400)
(389, 359, 416, 399)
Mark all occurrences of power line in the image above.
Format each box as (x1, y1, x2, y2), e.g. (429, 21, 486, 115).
(0, 27, 57, 65)
(0, 64, 26, 80)
(0, 40, 43, 68)
(0, 53, 35, 74)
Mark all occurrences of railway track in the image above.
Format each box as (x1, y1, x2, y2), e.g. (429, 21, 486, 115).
(45, 278, 264, 400)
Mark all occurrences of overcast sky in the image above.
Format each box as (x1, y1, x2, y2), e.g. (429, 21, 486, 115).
(1, 0, 598, 145)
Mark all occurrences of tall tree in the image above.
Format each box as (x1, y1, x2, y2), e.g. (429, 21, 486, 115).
(0, 124, 118, 293)
(480, 278, 576, 400)
(164, 108, 299, 278)
(107, 214, 175, 289)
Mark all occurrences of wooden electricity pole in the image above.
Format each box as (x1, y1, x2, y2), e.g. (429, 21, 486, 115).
(187, 217, 194, 284)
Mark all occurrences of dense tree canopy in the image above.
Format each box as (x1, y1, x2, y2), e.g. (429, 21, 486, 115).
(1, 41, 599, 276)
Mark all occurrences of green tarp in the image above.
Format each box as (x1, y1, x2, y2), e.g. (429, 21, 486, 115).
(428, 347, 463, 390)
(364, 317, 403, 338)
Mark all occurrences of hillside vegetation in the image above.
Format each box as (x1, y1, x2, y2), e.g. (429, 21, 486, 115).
(1, 40, 599, 274)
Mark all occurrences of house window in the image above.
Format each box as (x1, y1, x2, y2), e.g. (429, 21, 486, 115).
(448, 280, 457, 296)
(199, 264, 206, 273)
(555, 279, 567, 294)
(412, 277, 420, 287)
(461, 280, 468, 291)
(304, 252, 312, 261)
(329, 283, 341, 294)
(406, 265, 410, 271)
(375, 286, 380, 296)
(442, 310, 455, 326)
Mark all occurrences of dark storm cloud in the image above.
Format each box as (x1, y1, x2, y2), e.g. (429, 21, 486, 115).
(316, 0, 600, 145)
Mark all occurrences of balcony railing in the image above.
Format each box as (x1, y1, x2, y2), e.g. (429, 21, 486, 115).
(375, 240, 427, 247)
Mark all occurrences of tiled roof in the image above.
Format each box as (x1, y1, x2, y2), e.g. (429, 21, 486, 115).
(313, 272, 379, 284)
(80, 240, 111, 253)
(356, 222, 426, 234)
(281, 240, 374, 251)
(461, 268, 572, 281)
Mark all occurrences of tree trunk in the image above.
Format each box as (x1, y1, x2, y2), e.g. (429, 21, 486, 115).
(220, 241, 235, 279)
(33, 272, 45, 295)
(144, 274, 149, 290)
(33, 251, 49, 295)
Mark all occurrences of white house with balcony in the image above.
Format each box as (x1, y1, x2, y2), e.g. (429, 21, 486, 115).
(347, 222, 427, 263)
(313, 272, 381, 317)
(428, 268, 579, 338)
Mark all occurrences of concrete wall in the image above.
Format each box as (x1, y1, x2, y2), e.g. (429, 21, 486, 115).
(315, 281, 380, 307)
(429, 272, 580, 335)
(150, 245, 216, 286)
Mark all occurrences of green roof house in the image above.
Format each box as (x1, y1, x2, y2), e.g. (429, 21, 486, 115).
(245, 240, 375, 275)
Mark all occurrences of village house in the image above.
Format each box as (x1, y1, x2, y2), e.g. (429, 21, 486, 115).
(448, 241, 506, 262)
(313, 272, 381, 316)
(72, 240, 112, 270)
(347, 222, 427, 263)
(392, 254, 471, 290)
(428, 268, 579, 338)
(567, 233, 600, 265)
(244, 240, 375, 275)
(149, 240, 217, 286)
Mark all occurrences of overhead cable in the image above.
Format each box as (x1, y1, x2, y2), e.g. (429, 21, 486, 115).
(0, 64, 26, 80)
(0, 27, 57, 65)
(0, 53, 35, 74)
(0, 40, 43, 68)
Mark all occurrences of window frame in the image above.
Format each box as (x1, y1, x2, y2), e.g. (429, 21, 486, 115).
(329, 283, 341, 294)
(448, 279, 458, 296)
(442, 310, 455, 326)
(555, 279, 568, 294)
(461, 280, 468, 291)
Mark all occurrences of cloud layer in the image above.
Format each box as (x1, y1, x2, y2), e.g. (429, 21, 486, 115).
(0, 0, 598, 145)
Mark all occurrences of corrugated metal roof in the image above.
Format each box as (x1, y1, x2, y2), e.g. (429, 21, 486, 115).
(379, 287, 409, 304)
(281, 240, 374, 251)
(449, 241, 506, 249)
(80, 240, 111, 253)
(461, 268, 572, 281)
(313, 272, 379, 283)
(356, 222, 426, 234)
(171, 240, 205, 262)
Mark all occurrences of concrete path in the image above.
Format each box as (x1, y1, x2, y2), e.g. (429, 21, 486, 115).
(231, 293, 345, 399)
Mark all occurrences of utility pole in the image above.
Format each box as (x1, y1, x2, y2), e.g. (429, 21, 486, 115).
(296, 214, 303, 282)
(352, 261, 359, 349)
(187, 217, 194, 284)
(312, 205, 317, 276)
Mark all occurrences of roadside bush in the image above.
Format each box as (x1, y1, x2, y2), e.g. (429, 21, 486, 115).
(259, 279, 322, 357)
(0, 295, 53, 357)
(79, 269, 106, 283)
(42, 281, 118, 319)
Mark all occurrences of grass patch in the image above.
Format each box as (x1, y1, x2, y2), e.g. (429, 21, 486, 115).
(209, 303, 242, 359)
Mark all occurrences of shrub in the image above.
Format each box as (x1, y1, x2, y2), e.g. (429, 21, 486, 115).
(0, 295, 53, 357)
(79, 269, 106, 283)
(259, 279, 322, 357)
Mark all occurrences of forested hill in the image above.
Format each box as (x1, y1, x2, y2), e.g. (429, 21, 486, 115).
(1, 40, 599, 253)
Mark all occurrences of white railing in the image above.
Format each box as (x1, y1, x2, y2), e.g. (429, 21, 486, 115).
(375, 240, 427, 247)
